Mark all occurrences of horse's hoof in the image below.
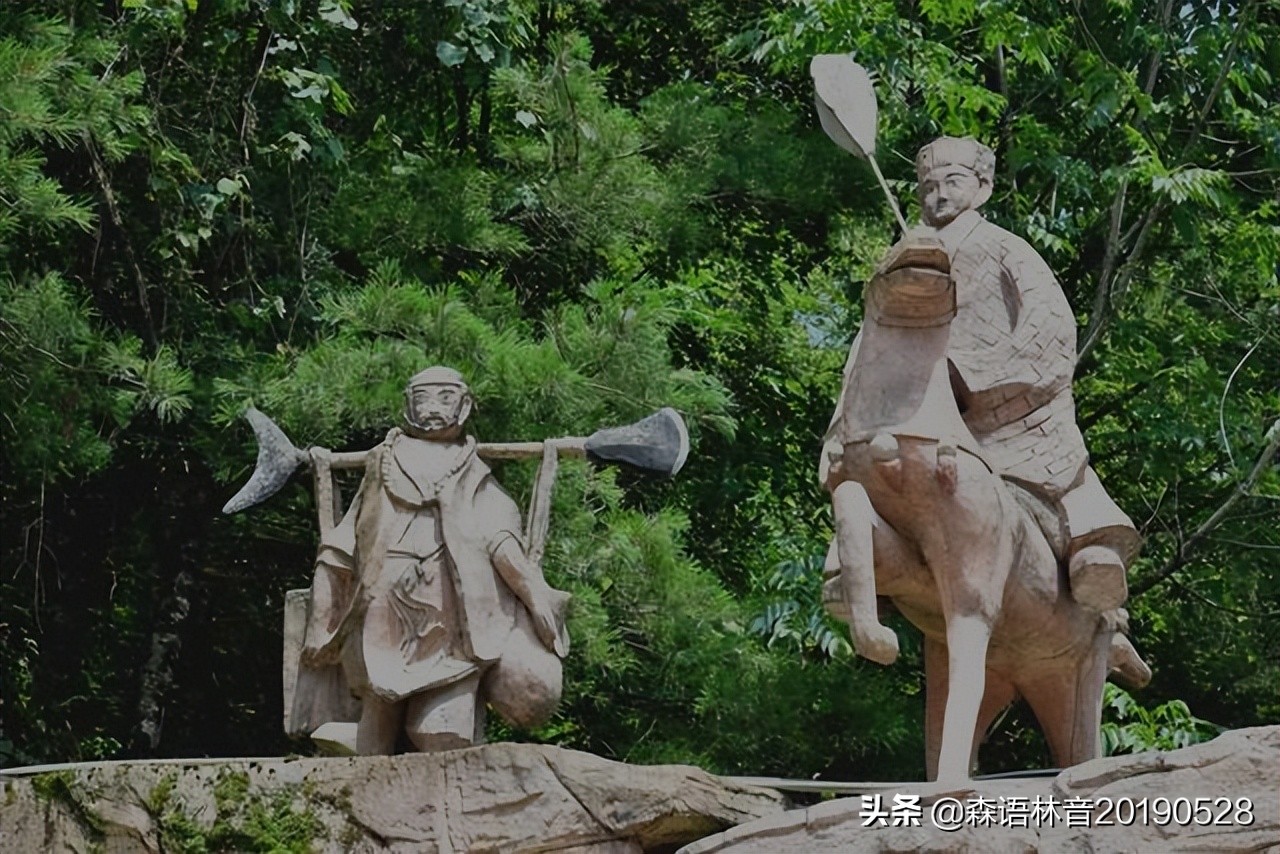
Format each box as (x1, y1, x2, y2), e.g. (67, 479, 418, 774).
(854, 624, 900, 665)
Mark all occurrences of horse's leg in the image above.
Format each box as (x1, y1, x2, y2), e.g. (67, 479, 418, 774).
(931, 495, 1015, 783)
(832, 480, 899, 665)
(1019, 630, 1110, 767)
(929, 654, 1021, 781)
(935, 612, 994, 782)
(970, 671, 1017, 774)
(923, 637, 947, 781)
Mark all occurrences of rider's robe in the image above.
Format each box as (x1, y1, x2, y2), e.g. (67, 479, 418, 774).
(824, 210, 1138, 561)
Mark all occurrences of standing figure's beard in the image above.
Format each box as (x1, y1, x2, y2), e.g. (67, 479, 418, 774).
(403, 406, 462, 440)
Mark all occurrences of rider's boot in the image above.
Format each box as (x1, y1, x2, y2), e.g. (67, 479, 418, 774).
(1069, 544, 1128, 611)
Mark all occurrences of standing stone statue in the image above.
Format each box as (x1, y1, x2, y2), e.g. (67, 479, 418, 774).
(299, 367, 570, 754)
(810, 55, 1149, 783)
(223, 366, 689, 755)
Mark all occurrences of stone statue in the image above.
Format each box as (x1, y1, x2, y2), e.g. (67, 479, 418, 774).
(299, 366, 571, 754)
(222, 367, 690, 755)
(810, 55, 1150, 782)
(822, 138, 1142, 643)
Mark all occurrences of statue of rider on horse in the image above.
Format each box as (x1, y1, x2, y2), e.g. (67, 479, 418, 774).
(811, 54, 1149, 783)
(822, 136, 1140, 628)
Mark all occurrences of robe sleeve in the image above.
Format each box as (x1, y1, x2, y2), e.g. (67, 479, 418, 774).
(466, 471, 527, 558)
(994, 235, 1077, 415)
(958, 233, 1077, 431)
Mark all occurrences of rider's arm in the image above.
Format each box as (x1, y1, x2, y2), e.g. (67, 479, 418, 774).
(996, 236, 1077, 408)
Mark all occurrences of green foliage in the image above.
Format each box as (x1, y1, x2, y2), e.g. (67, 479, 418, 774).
(1102, 684, 1222, 755)
(148, 770, 322, 854)
(31, 770, 106, 841)
(0, 0, 1275, 783)
(0, 13, 146, 244)
(750, 553, 852, 660)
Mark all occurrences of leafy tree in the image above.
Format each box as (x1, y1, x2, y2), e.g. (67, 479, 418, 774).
(0, 0, 1275, 782)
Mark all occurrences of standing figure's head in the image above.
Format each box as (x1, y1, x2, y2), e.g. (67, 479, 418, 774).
(915, 137, 996, 227)
(403, 365, 473, 439)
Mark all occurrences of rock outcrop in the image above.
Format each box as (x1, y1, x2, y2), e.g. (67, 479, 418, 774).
(683, 726, 1280, 853)
(0, 743, 786, 853)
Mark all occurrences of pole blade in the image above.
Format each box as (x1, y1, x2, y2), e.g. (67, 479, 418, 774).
(222, 408, 306, 514)
(583, 408, 690, 476)
(810, 54, 878, 159)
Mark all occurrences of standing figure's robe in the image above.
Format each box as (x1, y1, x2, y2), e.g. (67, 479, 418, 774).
(301, 430, 562, 729)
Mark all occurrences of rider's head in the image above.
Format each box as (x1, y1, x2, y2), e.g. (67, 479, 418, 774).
(403, 365, 473, 439)
(915, 137, 995, 227)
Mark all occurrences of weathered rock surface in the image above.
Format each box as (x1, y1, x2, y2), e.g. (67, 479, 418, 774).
(0, 743, 786, 853)
(683, 726, 1280, 853)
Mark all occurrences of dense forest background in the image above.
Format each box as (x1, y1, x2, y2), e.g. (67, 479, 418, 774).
(1, 0, 1277, 780)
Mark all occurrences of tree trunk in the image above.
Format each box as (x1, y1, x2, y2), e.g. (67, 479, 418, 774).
(132, 564, 197, 753)
(452, 68, 471, 151)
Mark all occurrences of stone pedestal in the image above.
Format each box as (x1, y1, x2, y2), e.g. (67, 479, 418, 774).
(0, 743, 786, 853)
(682, 726, 1280, 853)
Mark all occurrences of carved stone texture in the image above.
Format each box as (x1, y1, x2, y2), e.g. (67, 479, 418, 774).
(680, 726, 1280, 854)
(293, 367, 573, 755)
(0, 743, 788, 853)
(215, 367, 696, 758)
(820, 136, 1148, 782)
(266, 368, 694, 756)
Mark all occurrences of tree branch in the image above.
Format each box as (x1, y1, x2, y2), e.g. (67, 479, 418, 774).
(239, 25, 273, 163)
(85, 135, 155, 344)
(1141, 0, 1175, 97)
(1169, 578, 1280, 620)
(1078, 177, 1127, 361)
(1132, 417, 1280, 597)
(1079, 1, 1252, 363)
(133, 566, 196, 753)
(1078, 194, 1165, 363)
(1179, 0, 1255, 159)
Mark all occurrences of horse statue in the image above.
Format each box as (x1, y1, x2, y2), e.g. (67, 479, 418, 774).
(820, 238, 1149, 783)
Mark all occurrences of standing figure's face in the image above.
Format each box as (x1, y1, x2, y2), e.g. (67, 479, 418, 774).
(408, 384, 470, 436)
(919, 166, 985, 227)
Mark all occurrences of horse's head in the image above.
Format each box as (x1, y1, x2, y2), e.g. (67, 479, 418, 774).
(866, 236, 955, 329)
(839, 233, 973, 453)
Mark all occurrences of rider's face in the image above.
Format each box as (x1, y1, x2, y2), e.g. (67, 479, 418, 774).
(410, 384, 467, 433)
(919, 166, 984, 227)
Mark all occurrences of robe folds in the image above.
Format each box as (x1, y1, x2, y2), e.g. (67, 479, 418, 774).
(302, 431, 559, 711)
